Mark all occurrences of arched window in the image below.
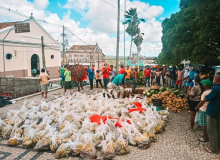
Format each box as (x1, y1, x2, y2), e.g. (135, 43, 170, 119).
(51, 55, 54, 59)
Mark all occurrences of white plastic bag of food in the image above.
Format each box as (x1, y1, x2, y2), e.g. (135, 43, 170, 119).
(115, 133, 130, 155)
(80, 133, 97, 159)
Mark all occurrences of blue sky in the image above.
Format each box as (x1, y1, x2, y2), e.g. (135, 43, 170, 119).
(1, 0, 181, 57)
(28, 0, 180, 29)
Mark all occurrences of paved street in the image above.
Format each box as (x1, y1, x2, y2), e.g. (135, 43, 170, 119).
(0, 87, 220, 160)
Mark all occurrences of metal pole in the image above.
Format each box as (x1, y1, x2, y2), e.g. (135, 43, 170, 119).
(41, 36, 46, 68)
(62, 25, 65, 66)
(124, 0, 126, 66)
(98, 45, 100, 70)
(116, 0, 120, 74)
(3, 29, 13, 77)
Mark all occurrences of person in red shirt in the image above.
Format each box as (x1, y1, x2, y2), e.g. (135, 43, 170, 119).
(119, 65, 125, 85)
(144, 66, 151, 87)
(102, 63, 111, 90)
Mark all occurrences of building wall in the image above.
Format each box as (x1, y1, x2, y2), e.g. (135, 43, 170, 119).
(0, 20, 61, 78)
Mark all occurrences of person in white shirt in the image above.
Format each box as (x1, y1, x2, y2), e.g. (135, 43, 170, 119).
(110, 65, 116, 82)
(183, 68, 190, 93)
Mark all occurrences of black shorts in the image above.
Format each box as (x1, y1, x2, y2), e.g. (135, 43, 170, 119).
(189, 101, 200, 111)
(65, 81, 72, 89)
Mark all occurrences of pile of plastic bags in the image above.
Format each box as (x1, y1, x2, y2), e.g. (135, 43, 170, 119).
(0, 92, 169, 159)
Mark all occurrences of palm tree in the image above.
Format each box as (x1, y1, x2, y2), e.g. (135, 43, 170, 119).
(123, 8, 145, 65)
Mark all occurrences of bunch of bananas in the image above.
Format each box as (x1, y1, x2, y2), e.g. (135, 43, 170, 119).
(146, 91, 189, 113)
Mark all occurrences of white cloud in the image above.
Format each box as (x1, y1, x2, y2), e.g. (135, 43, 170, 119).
(0, 0, 164, 57)
(34, 0, 49, 9)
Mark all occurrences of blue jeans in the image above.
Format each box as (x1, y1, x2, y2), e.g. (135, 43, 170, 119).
(103, 78, 109, 89)
(144, 77, 150, 87)
(133, 78, 137, 88)
(171, 79, 176, 88)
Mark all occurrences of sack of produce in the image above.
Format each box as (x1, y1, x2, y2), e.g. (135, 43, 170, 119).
(0, 119, 6, 136)
(92, 132, 105, 147)
(115, 134, 130, 155)
(101, 138, 116, 159)
(22, 128, 38, 148)
(55, 142, 72, 159)
(133, 129, 151, 149)
(2, 125, 13, 139)
(70, 135, 83, 157)
(80, 133, 97, 159)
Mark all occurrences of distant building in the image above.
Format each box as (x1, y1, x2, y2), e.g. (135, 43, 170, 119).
(126, 55, 156, 70)
(64, 44, 105, 70)
(0, 18, 61, 78)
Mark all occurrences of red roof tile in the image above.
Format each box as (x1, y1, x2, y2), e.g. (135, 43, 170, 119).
(0, 22, 16, 30)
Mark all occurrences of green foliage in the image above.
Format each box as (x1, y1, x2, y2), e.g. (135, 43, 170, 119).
(123, 8, 145, 53)
(137, 71, 144, 85)
(159, 0, 220, 66)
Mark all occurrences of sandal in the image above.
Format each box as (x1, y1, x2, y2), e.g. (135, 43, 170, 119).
(205, 147, 212, 153)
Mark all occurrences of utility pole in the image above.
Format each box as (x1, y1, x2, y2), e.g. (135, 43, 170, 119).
(116, 0, 120, 74)
(41, 36, 46, 68)
(124, 0, 126, 66)
(62, 25, 66, 67)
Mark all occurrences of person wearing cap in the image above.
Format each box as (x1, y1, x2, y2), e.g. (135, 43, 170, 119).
(110, 72, 127, 99)
(187, 77, 203, 131)
(201, 72, 220, 153)
(195, 79, 212, 142)
(144, 66, 151, 87)
(125, 65, 132, 88)
(88, 67, 94, 90)
(133, 67, 138, 88)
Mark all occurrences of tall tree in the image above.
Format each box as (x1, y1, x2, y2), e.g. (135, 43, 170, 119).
(123, 8, 145, 65)
(159, 0, 220, 66)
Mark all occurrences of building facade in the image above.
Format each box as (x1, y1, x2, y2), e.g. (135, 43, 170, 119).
(126, 56, 156, 70)
(0, 18, 61, 78)
(64, 44, 105, 70)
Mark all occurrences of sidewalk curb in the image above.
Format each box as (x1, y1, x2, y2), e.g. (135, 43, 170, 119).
(13, 87, 62, 101)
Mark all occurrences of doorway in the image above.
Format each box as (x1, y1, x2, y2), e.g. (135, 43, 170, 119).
(31, 54, 40, 75)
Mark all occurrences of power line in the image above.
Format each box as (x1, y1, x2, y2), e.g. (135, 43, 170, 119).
(129, 0, 161, 21)
(101, 0, 161, 28)
(0, 6, 62, 28)
(66, 28, 90, 45)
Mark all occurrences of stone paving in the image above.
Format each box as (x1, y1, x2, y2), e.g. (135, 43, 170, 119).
(0, 87, 220, 160)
